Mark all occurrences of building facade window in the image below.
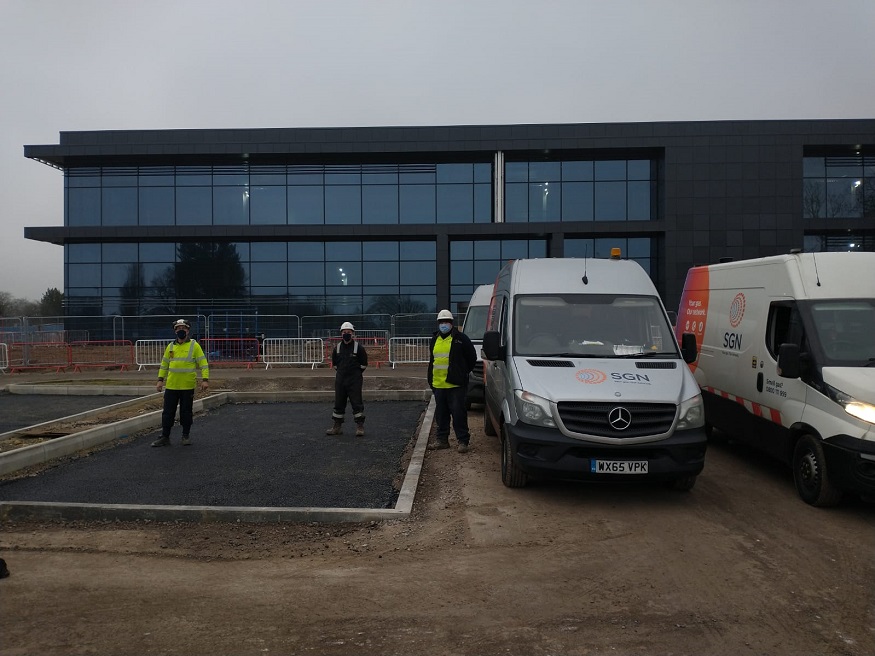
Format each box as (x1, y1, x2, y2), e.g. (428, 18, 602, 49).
(803, 154, 875, 219)
(449, 239, 547, 308)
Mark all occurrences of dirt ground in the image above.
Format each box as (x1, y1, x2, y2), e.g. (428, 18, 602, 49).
(1, 372, 874, 655)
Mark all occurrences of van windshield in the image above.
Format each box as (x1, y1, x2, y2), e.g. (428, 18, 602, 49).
(808, 300, 875, 365)
(513, 294, 677, 358)
(462, 306, 489, 341)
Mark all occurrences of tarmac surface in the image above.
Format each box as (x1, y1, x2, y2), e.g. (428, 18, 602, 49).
(0, 393, 134, 434)
(0, 398, 427, 509)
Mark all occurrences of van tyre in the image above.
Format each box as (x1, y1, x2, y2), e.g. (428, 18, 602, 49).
(793, 434, 842, 507)
(500, 427, 528, 488)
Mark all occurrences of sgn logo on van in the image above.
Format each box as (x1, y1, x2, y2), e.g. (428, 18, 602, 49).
(724, 292, 746, 350)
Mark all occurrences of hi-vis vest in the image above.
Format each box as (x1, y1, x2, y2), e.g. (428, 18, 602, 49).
(431, 335, 455, 388)
(159, 340, 209, 390)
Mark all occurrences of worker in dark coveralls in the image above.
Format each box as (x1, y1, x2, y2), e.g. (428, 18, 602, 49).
(326, 321, 368, 437)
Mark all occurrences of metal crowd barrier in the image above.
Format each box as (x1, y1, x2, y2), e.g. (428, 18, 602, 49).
(389, 337, 432, 367)
(261, 338, 325, 370)
(135, 340, 171, 370)
(0, 343, 8, 372)
(200, 337, 260, 368)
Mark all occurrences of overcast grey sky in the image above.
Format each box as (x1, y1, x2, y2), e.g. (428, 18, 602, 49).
(1, 0, 873, 301)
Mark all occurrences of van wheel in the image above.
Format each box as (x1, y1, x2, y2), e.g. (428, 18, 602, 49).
(483, 406, 497, 436)
(500, 428, 528, 488)
(793, 434, 842, 507)
(667, 475, 697, 491)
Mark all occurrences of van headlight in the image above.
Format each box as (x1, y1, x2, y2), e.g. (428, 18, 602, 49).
(676, 394, 705, 430)
(825, 385, 875, 424)
(514, 390, 556, 428)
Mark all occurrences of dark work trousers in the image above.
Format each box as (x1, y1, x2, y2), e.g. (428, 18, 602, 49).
(433, 386, 470, 445)
(161, 388, 195, 437)
(332, 373, 364, 424)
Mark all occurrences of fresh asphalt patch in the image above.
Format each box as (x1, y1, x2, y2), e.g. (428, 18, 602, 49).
(0, 400, 428, 509)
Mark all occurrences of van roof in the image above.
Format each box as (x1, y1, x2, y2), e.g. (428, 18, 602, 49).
(469, 283, 494, 305)
(503, 258, 656, 296)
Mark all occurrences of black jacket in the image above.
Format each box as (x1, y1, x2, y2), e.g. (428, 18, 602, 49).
(332, 339, 368, 378)
(427, 328, 477, 388)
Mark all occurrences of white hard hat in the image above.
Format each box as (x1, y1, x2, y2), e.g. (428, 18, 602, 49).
(173, 318, 191, 329)
(340, 321, 355, 331)
(437, 310, 454, 321)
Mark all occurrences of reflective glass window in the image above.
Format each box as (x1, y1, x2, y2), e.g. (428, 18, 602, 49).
(362, 185, 399, 224)
(399, 165, 435, 184)
(505, 183, 528, 222)
(595, 161, 626, 181)
(325, 186, 361, 224)
(562, 161, 593, 181)
(250, 186, 286, 224)
(214, 186, 249, 224)
(400, 185, 435, 223)
(826, 178, 862, 218)
(529, 162, 561, 182)
(288, 262, 325, 286)
(231, 242, 249, 261)
(437, 163, 473, 183)
(66, 168, 100, 188)
(400, 261, 435, 285)
(176, 167, 212, 186)
(325, 167, 361, 185)
(68, 263, 101, 287)
(140, 243, 175, 262)
(437, 185, 473, 223)
(213, 166, 248, 186)
(474, 240, 501, 259)
(139, 187, 174, 225)
(102, 263, 136, 288)
(288, 186, 324, 224)
(450, 241, 473, 260)
(289, 241, 324, 261)
(528, 240, 547, 258)
(474, 260, 501, 283)
(102, 169, 138, 187)
(474, 163, 492, 183)
(102, 187, 138, 226)
(505, 162, 528, 182)
(251, 262, 287, 287)
(363, 242, 399, 261)
(251, 287, 287, 297)
(142, 262, 173, 286)
(400, 241, 435, 260)
(326, 242, 361, 261)
(528, 182, 560, 221)
(326, 262, 361, 287)
(474, 184, 492, 223)
(67, 243, 101, 262)
(451, 260, 473, 285)
(628, 238, 651, 258)
(803, 157, 825, 177)
(627, 160, 651, 180)
(102, 243, 138, 262)
(250, 166, 287, 185)
(288, 167, 323, 185)
(363, 261, 399, 286)
(67, 188, 101, 226)
(595, 181, 626, 220)
(500, 241, 529, 260)
(176, 187, 212, 225)
(561, 182, 594, 221)
(627, 181, 651, 221)
(362, 167, 398, 184)
(138, 168, 175, 186)
(251, 242, 287, 261)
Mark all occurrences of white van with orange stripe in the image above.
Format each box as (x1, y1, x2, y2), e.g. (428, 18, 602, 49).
(677, 251, 875, 506)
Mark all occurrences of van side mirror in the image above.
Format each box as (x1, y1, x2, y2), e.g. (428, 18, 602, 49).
(666, 310, 678, 327)
(482, 331, 505, 361)
(777, 343, 801, 379)
(680, 333, 698, 364)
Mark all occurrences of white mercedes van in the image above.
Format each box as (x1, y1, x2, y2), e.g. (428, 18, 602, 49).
(482, 252, 705, 489)
(461, 284, 493, 408)
(677, 251, 875, 506)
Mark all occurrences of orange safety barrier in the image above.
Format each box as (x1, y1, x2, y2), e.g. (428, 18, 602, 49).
(68, 340, 135, 373)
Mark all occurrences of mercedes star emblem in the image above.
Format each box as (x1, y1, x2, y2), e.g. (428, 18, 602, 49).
(608, 406, 632, 431)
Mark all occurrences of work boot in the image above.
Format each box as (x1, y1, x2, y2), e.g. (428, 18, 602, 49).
(326, 420, 343, 435)
(355, 423, 365, 437)
(457, 442, 470, 454)
(428, 439, 450, 450)
(151, 436, 170, 447)
(181, 435, 191, 446)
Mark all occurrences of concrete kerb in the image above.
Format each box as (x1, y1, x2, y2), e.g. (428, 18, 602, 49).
(0, 390, 435, 524)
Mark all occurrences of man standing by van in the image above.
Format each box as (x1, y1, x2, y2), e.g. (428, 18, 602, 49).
(427, 310, 477, 453)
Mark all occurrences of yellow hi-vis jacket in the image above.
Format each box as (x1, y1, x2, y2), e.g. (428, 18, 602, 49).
(158, 339, 210, 390)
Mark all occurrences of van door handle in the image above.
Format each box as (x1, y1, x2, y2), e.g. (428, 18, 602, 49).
(756, 372, 763, 393)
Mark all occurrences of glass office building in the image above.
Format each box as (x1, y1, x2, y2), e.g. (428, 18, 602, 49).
(24, 120, 874, 321)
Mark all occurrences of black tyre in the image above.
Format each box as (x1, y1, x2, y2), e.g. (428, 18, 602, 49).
(793, 434, 842, 507)
(500, 426, 528, 488)
(666, 475, 697, 492)
(483, 406, 497, 436)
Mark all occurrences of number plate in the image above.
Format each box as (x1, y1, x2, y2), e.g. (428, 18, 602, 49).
(590, 460, 649, 474)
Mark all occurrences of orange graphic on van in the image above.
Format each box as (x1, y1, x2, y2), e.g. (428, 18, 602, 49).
(676, 266, 710, 372)
(575, 369, 607, 384)
(729, 293, 746, 328)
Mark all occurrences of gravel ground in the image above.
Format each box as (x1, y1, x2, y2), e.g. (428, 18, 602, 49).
(0, 400, 427, 508)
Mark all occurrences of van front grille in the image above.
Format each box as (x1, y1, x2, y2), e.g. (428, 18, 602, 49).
(557, 402, 677, 439)
(635, 361, 677, 369)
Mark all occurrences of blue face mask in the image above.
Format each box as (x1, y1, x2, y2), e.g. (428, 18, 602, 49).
(439, 323, 451, 335)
